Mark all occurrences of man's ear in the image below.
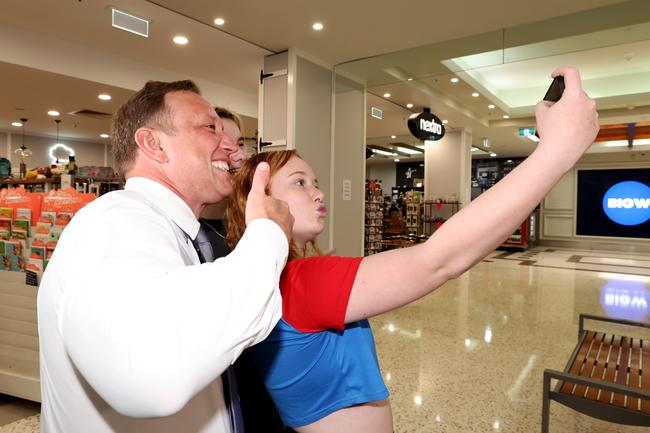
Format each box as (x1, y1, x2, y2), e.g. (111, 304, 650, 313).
(134, 127, 169, 163)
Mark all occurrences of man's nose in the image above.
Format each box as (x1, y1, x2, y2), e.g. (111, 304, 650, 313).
(220, 134, 238, 154)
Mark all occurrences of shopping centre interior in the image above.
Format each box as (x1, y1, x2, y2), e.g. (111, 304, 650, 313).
(1, 0, 650, 432)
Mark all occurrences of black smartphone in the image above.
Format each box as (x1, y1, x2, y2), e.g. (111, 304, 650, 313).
(535, 76, 565, 138)
(543, 76, 565, 102)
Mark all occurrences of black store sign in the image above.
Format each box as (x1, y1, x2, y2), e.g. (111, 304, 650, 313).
(408, 108, 445, 141)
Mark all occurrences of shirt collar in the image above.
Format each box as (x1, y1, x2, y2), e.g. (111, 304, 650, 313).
(124, 177, 201, 240)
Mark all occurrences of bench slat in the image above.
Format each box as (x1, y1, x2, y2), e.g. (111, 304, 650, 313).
(599, 335, 622, 404)
(574, 332, 604, 397)
(585, 333, 612, 401)
(612, 336, 631, 407)
(642, 339, 650, 414)
(561, 331, 596, 394)
(628, 338, 642, 411)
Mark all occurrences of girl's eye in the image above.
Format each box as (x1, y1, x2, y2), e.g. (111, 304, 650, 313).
(295, 179, 305, 187)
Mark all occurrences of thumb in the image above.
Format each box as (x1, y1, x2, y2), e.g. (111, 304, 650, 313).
(249, 162, 271, 197)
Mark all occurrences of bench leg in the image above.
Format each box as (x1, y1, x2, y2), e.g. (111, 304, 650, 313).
(542, 371, 551, 433)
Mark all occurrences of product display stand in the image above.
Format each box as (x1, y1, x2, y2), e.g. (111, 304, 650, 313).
(364, 180, 383, 255)
(423, 200, 460, 236)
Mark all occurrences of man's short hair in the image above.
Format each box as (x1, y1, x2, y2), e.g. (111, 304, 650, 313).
(110, 80, 200, 174)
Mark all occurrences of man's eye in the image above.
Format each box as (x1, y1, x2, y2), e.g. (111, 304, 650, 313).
(206, 124, 216, 130)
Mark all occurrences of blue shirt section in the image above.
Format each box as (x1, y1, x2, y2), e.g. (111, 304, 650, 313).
(250, 318, 389, 427)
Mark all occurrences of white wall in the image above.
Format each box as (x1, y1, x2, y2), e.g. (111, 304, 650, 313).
(424, 130, 472, 204)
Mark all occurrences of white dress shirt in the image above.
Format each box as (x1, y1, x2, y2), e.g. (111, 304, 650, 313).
(38, 177, 287, 433)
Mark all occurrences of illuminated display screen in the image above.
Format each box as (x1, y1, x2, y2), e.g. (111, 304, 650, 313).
(576, 168, 650, 238)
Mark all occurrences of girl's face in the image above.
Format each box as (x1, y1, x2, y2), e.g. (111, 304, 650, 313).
(269, 156, 327, 248)
(222, 118, 246, 169)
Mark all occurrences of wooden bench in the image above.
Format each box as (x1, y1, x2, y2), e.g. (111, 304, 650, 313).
(542, 314, 650, 432)
(0, 270, 40, 402)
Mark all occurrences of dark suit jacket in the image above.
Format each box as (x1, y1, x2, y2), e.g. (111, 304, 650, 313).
(200, 219, 294, 433)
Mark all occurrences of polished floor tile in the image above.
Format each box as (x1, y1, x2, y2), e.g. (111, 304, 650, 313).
(0, 395, 38, 432)
(371, 247, 650, 432)
(1, 247, 649, 432)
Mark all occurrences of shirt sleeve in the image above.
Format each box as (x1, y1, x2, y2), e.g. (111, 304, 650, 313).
(56, 198, 288, 418)
(280, 256, 362, 333)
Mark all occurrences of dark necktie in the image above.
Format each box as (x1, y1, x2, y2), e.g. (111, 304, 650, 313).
(192, 226, 245, 433)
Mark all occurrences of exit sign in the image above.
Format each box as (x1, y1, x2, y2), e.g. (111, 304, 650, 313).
(518, 127, 535, 137)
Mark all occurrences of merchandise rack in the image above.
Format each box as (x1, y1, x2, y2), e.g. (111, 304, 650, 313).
(364, 180, 383, 255)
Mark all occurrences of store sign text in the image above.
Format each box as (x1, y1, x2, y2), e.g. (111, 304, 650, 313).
(602, 181, 650, 226)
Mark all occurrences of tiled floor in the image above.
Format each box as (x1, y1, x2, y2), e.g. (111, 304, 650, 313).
(2, 247, 649, 432)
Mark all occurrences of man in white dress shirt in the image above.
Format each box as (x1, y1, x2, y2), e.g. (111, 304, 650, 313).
(37, 80, 293, 433)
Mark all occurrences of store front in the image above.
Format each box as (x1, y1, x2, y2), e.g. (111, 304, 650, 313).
(348, 5, 650, 255)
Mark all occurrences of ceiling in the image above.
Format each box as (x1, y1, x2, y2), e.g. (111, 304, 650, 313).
(1, 0, 648, 161)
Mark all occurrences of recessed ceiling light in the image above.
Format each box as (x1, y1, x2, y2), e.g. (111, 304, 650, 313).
(11, 122, 22, 127)
(48, 110, 60, 116)
(488, 104, 495, 109)
(98, 94, 112, 101)
(450, 77, 459, 83)
(442, 119, 449, 124)
(490, 152, 497, 157)
(407, 78, 413, 81)
(100, 133, 109, 138)
(406, 103, 414, 109)
(394, 158, 400, 162)
(472, 92, 480, 97)
(383, 92, 391, 98)
(503, 115, 510, 119)
(173, 35, 189, 45)
(312, 22, 324, 31)
(214, 17, 225, 26)
(391, 135, 397, 139)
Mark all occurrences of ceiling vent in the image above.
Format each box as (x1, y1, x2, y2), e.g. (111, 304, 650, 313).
(370, 106, 383, 120)
(112, 8, 149, 38)
(69, 109, 112, 120)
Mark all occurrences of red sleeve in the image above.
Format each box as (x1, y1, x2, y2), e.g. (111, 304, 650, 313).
(280, 256, 363, 333)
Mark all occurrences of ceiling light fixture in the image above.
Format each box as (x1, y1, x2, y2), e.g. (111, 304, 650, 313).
(372, 149, 397, 156)
(312, 22, 324, 31)
(15, 118, 33, 178)
(173, 35, 189, 45)
(50, 119, 75, 164)
(98, 94, 112, 101)
(450, 77, 459, 83)
(503, 115, 510, 119)
(396, 146, 422, 155)
(390, 135, 397, 139)
(214, 17, 225, 26)
(406, 103, 414, 109)
(394, 158, 400, 162)
(472, 92, 479, 97)
(48, 110, 60, 116)
(490, 152, 497, 157)
(488, 104, 495, 109)
(442, 119, 448, 124)
(11, 121, 22, 127)
(407, 78, 413, 81)
(383, 92, 391, 98)
(100, 133, 109, 138)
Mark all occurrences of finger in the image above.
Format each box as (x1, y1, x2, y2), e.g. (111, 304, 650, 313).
(249, 162, 270, 197)
(535, 100, 552, 118)
(551, 66, 582, 93)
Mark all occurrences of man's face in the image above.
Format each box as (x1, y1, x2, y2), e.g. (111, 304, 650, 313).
(157, 91, 235, 214)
